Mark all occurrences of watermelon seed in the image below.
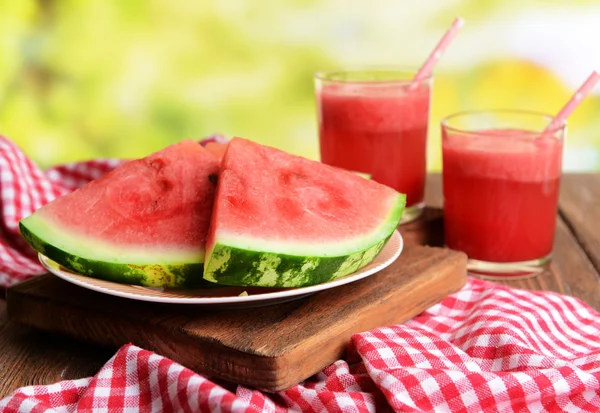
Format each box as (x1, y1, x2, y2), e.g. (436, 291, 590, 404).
(158, 179, 172, 191)
(149, 158, 166, 171)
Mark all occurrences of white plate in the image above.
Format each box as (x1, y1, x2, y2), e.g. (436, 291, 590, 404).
(39, 230, 403, 308)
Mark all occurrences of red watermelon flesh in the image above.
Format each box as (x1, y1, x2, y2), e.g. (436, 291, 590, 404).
(210, 138, 400, 246)
(41, 140, 217, 249)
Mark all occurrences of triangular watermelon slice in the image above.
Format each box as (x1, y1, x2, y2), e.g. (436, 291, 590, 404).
(20, 140, 220, 288)
(203, 137, 406, 287)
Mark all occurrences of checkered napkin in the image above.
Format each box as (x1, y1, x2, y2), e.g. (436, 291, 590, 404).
(2, 136, 600, 412)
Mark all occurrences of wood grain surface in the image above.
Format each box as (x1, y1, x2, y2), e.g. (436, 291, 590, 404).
(0, 298, 112, 396)
(559, 174, 600, 274)
(1, 173, 599, 397)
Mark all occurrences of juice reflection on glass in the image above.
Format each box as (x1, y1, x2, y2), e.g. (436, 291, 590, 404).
(315, 68, 432, 224)
(441, 110, 566, 279)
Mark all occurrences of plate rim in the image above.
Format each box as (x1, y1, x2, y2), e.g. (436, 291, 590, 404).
(38, 230, 403, 305)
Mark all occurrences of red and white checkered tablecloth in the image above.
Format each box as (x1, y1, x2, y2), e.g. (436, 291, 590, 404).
(1, 135, 600, 412)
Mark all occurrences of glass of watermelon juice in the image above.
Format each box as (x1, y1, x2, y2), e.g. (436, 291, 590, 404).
(441, 110, 566, 279)
(315, 68, 432, 224)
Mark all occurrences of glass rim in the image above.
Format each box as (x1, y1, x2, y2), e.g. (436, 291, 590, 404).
(314, 65, 432, 85)
(441, 109, 567, 136)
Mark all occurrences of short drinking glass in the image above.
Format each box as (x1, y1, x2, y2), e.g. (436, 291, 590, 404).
(315, 68, 432, 224)
(441, 110, 566, 279)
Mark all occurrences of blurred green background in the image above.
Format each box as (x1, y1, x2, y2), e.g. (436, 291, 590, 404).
(1, 0, 599, 170)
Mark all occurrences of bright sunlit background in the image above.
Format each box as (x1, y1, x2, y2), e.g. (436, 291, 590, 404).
(1, 0, 599, 170)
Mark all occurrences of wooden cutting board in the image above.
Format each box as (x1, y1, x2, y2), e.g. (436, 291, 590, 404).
(6, 243, 466, 392)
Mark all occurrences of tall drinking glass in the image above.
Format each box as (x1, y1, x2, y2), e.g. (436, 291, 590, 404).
(441, 110, 566, 279)
(315, 68, 432, 224)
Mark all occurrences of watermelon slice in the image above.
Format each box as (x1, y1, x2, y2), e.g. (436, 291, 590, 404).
(19, 140, 220, 288)
(203, 138, 406, 287)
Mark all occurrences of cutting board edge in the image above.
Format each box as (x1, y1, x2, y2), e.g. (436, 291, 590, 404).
(5, 247, 469, 392)
(6, 285, 294, 389)
(269, 250, 467, 390)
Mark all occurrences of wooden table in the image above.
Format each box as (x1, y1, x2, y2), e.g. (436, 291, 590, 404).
(1, 173, 599, 398)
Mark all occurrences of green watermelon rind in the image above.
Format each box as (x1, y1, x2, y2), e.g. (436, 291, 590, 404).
(19, 216, 207, 288)
(203, 192, 406, 287)
(203, 236, 390, 287)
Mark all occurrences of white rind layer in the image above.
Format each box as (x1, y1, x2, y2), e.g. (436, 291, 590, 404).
(21, 213, 204, 264)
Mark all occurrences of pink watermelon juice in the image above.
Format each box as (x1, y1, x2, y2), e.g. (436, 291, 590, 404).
(442, 125, 564, 266)
(315, 69, 431, 220)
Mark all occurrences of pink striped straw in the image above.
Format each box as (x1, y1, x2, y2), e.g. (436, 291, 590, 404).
(543, 71, 600, 134)
(413, 17, 465, 82)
